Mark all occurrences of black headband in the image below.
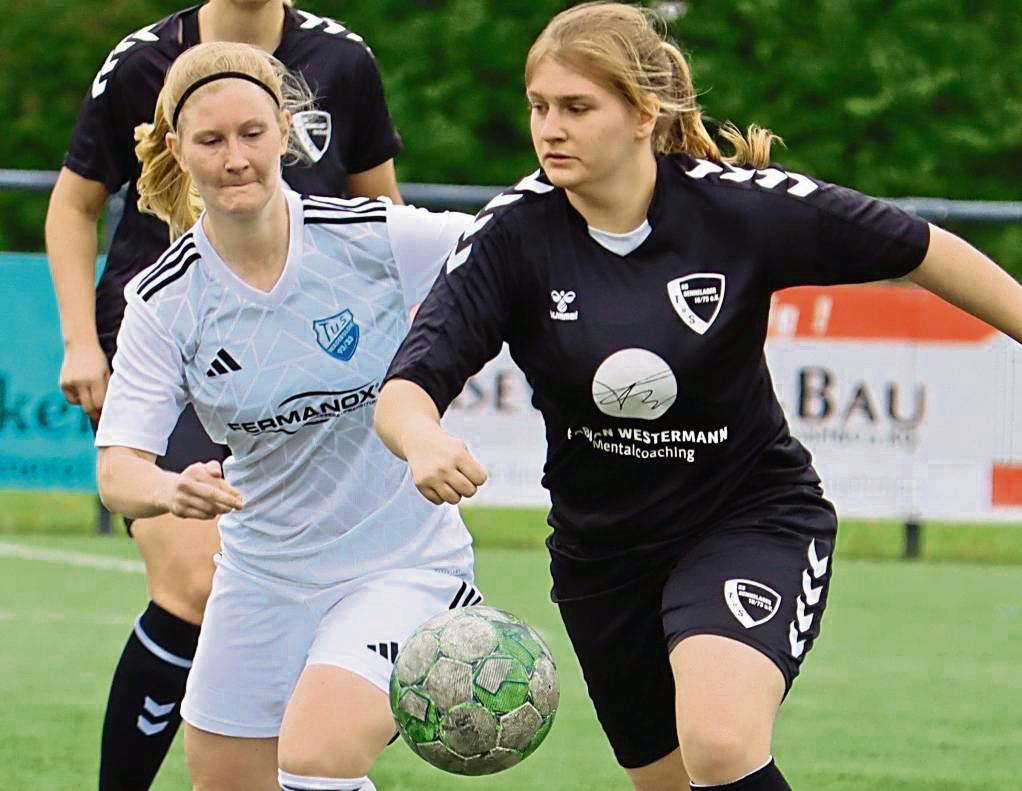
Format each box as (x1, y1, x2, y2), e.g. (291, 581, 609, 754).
(172, 71, 280, 129)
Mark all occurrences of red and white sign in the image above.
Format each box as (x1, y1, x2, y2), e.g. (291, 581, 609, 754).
(444, 285, 1022, 522)
(767, 285, 1022, 522)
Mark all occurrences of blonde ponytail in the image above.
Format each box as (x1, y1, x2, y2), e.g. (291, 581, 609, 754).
(134, 85, 203, 240)
(655, 41, 720, 162)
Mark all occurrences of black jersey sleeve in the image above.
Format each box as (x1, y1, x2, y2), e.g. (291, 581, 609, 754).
(63, 54, 142, 194)
(766, 178, 930, 291)
(343, 47, 403, 174)
(385, 215, 517, 415)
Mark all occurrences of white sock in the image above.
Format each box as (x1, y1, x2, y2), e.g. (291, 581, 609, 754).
(278, 769, 377, 791)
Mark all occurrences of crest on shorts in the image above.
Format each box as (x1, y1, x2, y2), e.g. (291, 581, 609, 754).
(667, 273, 725, 335)
(723, 579, 781, 629)
(313, 309, 360, 362)
(293, 110, 332, 163)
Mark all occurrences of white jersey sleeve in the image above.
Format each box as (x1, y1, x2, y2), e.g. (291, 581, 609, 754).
(95, 294, 187, 455)
(386, 203, 473, 307)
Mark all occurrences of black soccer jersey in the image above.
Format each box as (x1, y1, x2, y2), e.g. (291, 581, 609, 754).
(64, 4, 403, 358)
(386, 154, 930, 550)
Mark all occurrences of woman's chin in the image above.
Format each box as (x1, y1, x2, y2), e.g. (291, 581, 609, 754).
(543, 169, 584, 190)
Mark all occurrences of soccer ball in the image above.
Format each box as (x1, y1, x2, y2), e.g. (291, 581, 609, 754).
(389, 605, 559, 775)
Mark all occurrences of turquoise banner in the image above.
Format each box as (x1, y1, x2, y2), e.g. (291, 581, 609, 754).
(0, 253, 97, 491)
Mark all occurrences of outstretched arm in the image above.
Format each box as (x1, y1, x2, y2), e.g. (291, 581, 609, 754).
(907, 224, 1022, 344)
(374, 379, 487, 505)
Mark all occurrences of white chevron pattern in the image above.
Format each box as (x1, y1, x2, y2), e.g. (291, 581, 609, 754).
(787, 539, 830, 660)
(445, 171, 549, 274)
(143, 696, 175, 718)
(91, 23, 159, 98)
(684, 158, 820, 199)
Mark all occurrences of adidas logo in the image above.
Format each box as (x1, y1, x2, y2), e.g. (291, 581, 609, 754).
(206, 349, 242, 378)
(367, 641, 400, 663)
(448, 580, 483, 609)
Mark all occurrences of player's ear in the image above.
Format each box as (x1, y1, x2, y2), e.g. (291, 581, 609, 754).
(165, 132, 186, 172)
(635, 92, 659, 141)
(278, 109, 292, 156)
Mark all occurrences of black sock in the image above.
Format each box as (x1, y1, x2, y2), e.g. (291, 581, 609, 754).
(690, 758, 792, 790)
(98, 601, 200, 791)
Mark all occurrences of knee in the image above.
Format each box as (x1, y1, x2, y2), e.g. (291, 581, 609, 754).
(278, 741, 375, 781)
(678, 722, 769, 786)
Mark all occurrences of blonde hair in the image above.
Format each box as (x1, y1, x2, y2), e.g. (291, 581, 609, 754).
(134, 41, 314, 239)
(525, 1, 780, 168)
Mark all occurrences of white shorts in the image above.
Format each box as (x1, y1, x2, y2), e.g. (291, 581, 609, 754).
(181, 554, 482, 738)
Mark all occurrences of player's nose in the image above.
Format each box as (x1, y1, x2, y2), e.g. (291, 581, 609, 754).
(540, 108, 567, 141)
(223, 135, 249, 171)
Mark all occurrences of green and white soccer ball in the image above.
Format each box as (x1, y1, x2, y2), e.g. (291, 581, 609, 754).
(389, 605, 559, 775)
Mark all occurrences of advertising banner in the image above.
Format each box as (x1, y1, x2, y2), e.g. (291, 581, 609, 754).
(445, 285, 1022, 522)
(0, 253, 97, 491)
(767, 285, 1022, 522)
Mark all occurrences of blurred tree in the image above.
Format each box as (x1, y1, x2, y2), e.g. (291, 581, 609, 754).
(1, 0, 1020, 276)
(673, 0, 1022, 271)
(0, 0, 182, 252)
(319, 0, 571, 184)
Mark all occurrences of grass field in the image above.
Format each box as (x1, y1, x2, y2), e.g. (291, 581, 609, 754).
(3, 491, 1022, 564)
(2, 525, 1021, 789)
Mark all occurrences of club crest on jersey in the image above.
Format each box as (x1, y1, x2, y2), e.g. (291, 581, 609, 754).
(667, 273, 725, 335)
(293, 110, 332, 163)
(724, 579, 781, 629)
(313, 309, 359, 362)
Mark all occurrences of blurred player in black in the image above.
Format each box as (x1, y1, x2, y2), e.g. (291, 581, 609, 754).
(44, 2, 402, 788)
(375, 3, 1022, 790)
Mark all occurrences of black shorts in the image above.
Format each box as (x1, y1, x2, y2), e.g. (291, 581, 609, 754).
(93, 405, 229, 535)
(551, 489, 837, 769)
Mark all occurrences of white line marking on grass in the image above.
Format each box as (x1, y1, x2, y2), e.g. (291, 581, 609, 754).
(0, 542, 143, 573)
(5, 608, 135, 626)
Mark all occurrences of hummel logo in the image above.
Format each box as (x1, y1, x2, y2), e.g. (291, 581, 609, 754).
(550, 290, 578, 321)
(787, 539, 831, 660)
(136, 695, 175, 737)
(206, 349, 242, 378)
(368, 641, 400, 663)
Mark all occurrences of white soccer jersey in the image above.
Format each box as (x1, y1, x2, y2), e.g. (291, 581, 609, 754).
(96, 191, 474, 584)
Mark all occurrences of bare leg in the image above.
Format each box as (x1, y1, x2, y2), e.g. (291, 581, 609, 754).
(277, 664, 396, 779)
(184, 724, 278, 791)
(670, 635, 785, 786)
(625, 747, 690, 791)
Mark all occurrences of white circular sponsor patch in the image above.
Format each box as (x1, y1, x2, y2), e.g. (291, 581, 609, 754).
(591, 348, 677, 420)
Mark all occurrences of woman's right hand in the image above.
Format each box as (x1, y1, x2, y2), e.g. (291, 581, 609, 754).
(404, 428, 489, 505)
(164, 460, 244, 520)
(59, 339, 111, 420)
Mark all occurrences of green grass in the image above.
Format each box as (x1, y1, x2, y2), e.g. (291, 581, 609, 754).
(2, 533, 1021, 789)
(3, 490, 1021, 565)
(0, 491, 103, 535)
